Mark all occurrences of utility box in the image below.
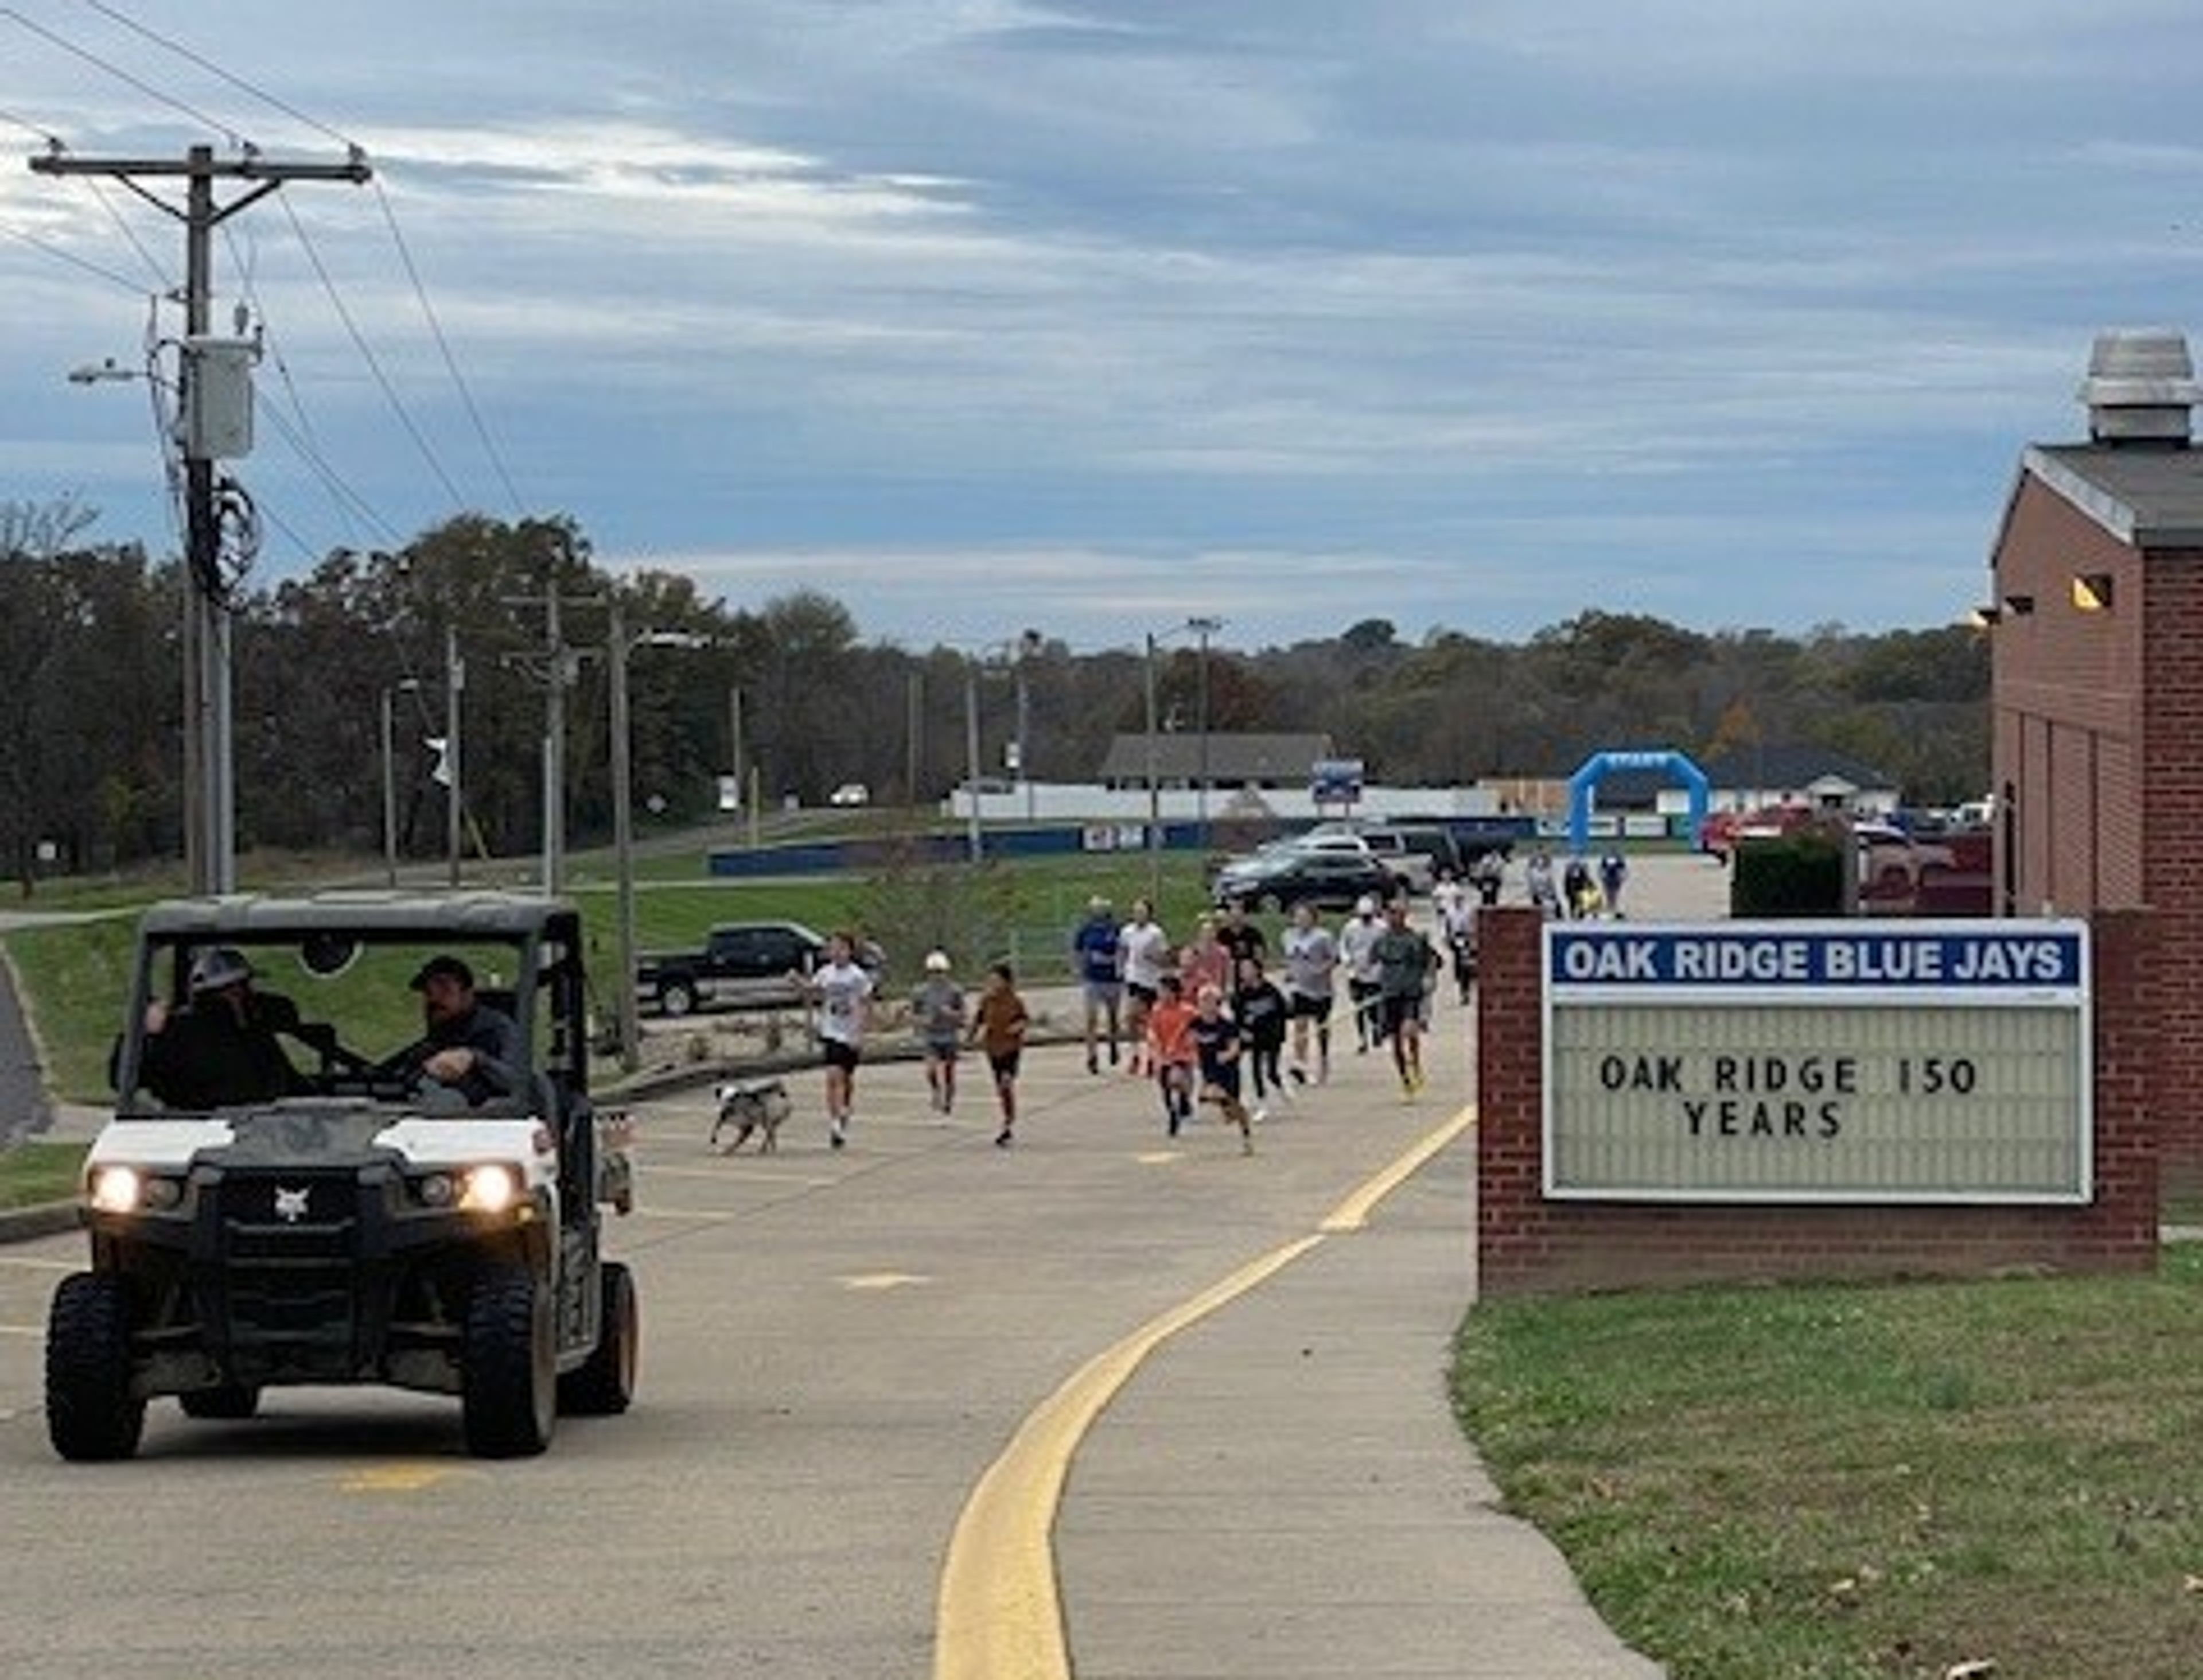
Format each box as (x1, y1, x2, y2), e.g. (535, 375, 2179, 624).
(180, 337, 256, 459)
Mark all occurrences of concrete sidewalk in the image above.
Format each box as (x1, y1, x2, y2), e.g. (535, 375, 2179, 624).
(1045, 991, 1665, 1679)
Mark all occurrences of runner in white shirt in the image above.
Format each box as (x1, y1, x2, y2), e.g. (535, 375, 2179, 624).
(1116, 897, 1171, 1077)
(805, 931, 874, 1149)
(1336, 896, 1387, 1053)
(1279, 901, 1339, 1084)
(1431, 865, 1466, 924)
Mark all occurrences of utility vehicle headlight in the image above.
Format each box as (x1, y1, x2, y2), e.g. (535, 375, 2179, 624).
(88, 1165, 180, 1214)
(414, 1172, 456, 1208)
(458, 1163, 521, 1215)
(88, 1165, 143, 1214)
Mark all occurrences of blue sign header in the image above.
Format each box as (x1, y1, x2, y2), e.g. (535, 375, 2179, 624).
(1548, 925, 2085, 991)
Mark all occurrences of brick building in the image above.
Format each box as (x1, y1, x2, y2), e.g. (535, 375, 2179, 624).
(1987, 328, 2203, 1191)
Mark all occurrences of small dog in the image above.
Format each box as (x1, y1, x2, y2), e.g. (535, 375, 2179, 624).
(711, 1078, 792, 1155)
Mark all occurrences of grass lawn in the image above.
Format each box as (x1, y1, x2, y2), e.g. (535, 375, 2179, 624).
(0, 847, 1231, 1102)
(1451, 1249, 2203, 1680)
(0, 1141, 87, 1208)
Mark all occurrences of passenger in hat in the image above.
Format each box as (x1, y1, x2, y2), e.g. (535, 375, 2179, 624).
(138, 946, 307, 1110)
(400, 954, 525, 1107)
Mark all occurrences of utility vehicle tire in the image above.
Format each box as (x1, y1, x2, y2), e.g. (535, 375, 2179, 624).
(46, 1272, 145, 1462)
(179, 1382, 261, 1420)
(660, 978, 696, 1018)
(461, 1265, 555, 1458)
(558, 1261, 639, 1416)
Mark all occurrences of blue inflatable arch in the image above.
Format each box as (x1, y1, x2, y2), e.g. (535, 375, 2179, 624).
(1567, 749, 1710, 854)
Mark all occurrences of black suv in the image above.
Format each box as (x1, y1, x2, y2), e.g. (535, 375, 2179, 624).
(1211, 846, 1398, 911)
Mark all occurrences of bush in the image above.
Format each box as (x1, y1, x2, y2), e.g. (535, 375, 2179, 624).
(1730, 827, 1847, 917)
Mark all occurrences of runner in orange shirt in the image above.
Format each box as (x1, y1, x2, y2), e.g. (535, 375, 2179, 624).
(1143, 973, 1198, 1137)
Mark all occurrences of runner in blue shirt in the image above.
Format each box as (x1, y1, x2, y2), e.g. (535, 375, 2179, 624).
(1071, 895, 1124, 1074)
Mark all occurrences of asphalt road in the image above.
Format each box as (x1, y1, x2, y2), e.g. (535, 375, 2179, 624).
(0, 1025, 1494, 1676)
(0, 858, 1728, 1678)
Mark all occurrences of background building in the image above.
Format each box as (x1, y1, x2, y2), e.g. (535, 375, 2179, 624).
(1987, 327, 2203, 1192)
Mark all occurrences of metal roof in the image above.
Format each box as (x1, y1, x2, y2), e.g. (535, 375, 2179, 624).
(1096, 732, 1334, 784)
(2023, 444, 2203, 548)
(136, 891, 578, 940)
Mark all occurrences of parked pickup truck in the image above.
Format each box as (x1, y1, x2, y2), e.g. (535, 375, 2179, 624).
(637, 921, 827, 1017)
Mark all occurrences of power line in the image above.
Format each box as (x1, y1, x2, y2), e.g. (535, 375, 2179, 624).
(372, 180, 526, 519)
(32, 0, 526, 533)
(0, 218, 155, 293)
(0, 6, 248, 147)
(0, 101, 65, 147)
(275, 191, 469, 511)
(251, 391, 407, 548)
(220, 220, 369, 545)
(81, 174, 173, 288)
(69, 0, 356, 150)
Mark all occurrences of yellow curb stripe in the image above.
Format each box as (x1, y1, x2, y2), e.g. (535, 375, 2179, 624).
(933, 1232, 1326, 1680)
(1321, 1105, 1475, 1232)
(933, 1105, 1477, 1680)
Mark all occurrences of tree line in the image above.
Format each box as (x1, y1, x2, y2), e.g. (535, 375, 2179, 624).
(0, 501, 1987, 891)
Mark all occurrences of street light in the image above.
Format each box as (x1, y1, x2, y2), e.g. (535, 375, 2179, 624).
(964, 654, 984, 864)
(608, 606, 713, 1072)
(1187, 615, 1223, 847)
(959, 634, 1045, 865)
(379, 676, 422, 887)
(69, 352, 236, 896)
(1141, 615, 1224, 898)
(1014, 627, 1042, 823)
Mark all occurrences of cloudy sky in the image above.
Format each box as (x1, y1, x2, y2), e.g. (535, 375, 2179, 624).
(2, 0, 2199, 654)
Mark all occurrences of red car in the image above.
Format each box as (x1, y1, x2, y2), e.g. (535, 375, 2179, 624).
(1697, 804, 1815, 861)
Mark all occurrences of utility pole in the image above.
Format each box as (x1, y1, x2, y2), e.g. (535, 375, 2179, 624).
(1015, 628, 1041, 823)
(34, 143, 370, 895)
(445, 626, 465, 888)
(906, 669, 923, 815)
(1188, 615, 1224, 849)
(608, 602, 639, 1073)
(735, 683, 753, 833)
(964, 658, 984, 864)
(503, 582, 599, 895)
(1144, 632, 1161, 903)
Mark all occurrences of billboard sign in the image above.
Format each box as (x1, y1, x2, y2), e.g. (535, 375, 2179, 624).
(1310, 757, 1364, 804)
(1543, 921, 2091, 1204)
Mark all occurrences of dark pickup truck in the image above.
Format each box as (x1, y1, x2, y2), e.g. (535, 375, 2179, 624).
(637, 921, 827, 1017)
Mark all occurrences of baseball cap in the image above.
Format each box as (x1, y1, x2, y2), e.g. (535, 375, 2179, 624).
(924, 950, 951, 973)
(1355, 895, 1377, 916)
(188, 947, 254, 993)
(408, 954, 474, 991)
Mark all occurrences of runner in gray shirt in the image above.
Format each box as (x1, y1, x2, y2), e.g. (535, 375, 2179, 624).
(1279, 902, 1338, 1084)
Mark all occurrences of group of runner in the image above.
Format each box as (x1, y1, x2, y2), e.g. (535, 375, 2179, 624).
(800, 888, 1447, 1158)
(1075, 892, 1442, 1150)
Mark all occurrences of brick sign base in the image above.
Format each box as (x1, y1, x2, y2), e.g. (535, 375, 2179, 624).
(1473, 907, 2158, 1297)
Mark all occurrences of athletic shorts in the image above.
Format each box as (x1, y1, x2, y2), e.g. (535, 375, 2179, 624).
(821, 1037, 862, 1072)
(1289, 991, 1333, 1021)
(922, 1035, 960, 1061)
(988, 1049, 1022, 1081)
(1126, 981, 1158, 1006)
(1378, 995, 1420, 1039)
(1201, 1065, 1242, 1100)
(1083, 980, 1123, 1008)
